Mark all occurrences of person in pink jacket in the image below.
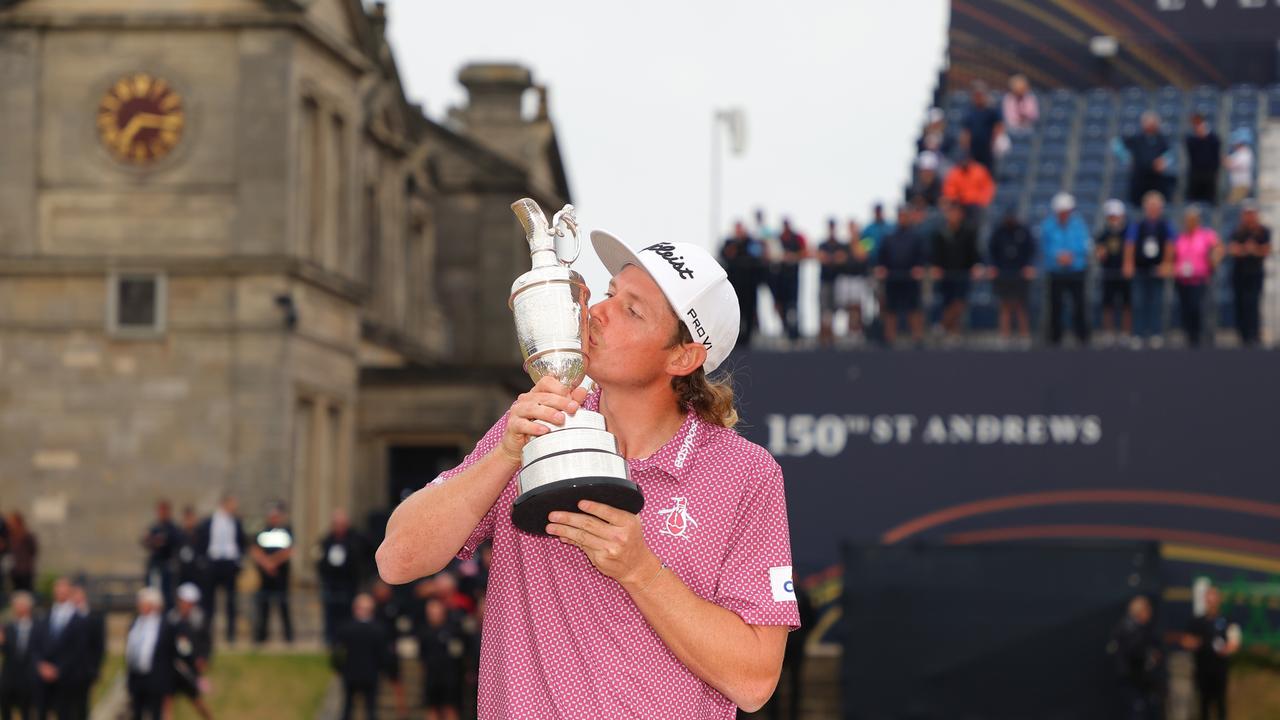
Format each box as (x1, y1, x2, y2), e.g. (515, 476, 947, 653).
(1002, 74, 1039, 135)
(1168, 205, 1224, 347)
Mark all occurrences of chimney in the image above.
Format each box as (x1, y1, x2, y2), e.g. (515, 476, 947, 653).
(457, 63, 533, 126)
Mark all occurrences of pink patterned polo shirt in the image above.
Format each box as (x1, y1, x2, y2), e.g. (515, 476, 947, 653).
(430, 389, 799, 719)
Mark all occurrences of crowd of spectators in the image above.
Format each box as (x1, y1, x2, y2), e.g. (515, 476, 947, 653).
(0, 495, 491, 719)
(720, 77, 1272, 350)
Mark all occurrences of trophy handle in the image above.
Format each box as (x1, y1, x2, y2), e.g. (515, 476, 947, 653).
(550, 205, 580, 265)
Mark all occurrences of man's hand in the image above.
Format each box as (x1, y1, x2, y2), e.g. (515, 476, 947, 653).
(1056, 250, 1074, 268)
(37, 662, 58, 682)
(498, 377, 588, 463)
(547, 500, 660, 590)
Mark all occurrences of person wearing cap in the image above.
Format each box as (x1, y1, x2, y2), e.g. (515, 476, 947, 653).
(1169, 205, 1223, 348)
(1126, 191, 1177, 347)
(911, 152, 943, 208)
(1224, 127, 1254, 205)
(1096, 199, 1135, 344)
(250, 501, 294, 645)
(1226, 200, 1271, 346)
(1039, 192, 1092, 346)
(987, 207, 1037, 344)
(377, 229, 798, 718)
(166, 583, 212, 720)
(874, 205, 928, 346)
(918, 107, 953, 163)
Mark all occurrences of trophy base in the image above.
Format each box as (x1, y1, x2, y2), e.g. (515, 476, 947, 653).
(511, 476, 644, 536)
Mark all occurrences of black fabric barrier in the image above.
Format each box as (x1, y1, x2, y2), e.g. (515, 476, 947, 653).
(842, 541, 1162, 720)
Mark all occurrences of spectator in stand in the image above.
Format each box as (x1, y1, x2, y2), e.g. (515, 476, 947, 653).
(1040, 193, 1091, 346)
(862, 203, 892, 257)
(1127, 191, 1176, 348)
(776, 218, 808, 341)
(928, 199, 983, 341)
(912, 152, 943, 208)
(5, 513, 35, 593)
(1180, 584, 1240, 720)
(1227, 200, 1271, 346)
(875, 206, 927, 346)
(1096, 199, 1135, 344)
(1107, 595, 1162, 720)
(1002, 74, 1039, 135)
(250, 500, 294, 645)
(960, 82, 1004, 174)
(198, 493, 246, 644)
(918, 107, 954, 165)
(942, 153, 996, 227)
(1169, 205, 1223, 348)
(141, 499, 180, 608)
(720, 220, 764, 348)
(1116, 112, 1175, 206)
(1224, 127, 1255, 205)
(816, 218, 848, 347)
(333, 593, 387, 720)
(371, 581, 408, 719)
(317, 508, 366, 647)
(987, 208, 1037, 345)
(1184, 113, 1221, 206)
(418, 597, 465, 720)
(839, 219, 875, 342)
(754, 208, 783, 331)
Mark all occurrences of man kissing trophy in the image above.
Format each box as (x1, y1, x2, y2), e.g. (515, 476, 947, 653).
(506, 198, 644, 534)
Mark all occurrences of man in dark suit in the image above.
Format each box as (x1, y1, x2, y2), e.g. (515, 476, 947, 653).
(316, 508, 365, 646)
(0, 591, 39, 720)
(124, 588, 173, 720)
(33, 577, 90, 720)
(68, 583, 104, 720)
(196, 493, 246, 644)
(332, 594, 387, 720)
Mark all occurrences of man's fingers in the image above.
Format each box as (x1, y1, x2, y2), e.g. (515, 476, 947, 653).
(532, 375, 570, 396)
(548, 511, 613, 539)
(546, 523, 608, 550)
(577, 500, 628, 525)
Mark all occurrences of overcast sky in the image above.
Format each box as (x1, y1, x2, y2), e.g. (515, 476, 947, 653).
(382, 0, 950, 293)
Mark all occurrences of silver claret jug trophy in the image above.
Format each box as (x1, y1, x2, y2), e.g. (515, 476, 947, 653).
(507, 198, 644, 535)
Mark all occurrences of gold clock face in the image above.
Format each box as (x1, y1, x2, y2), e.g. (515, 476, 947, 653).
(96, 73, 185, 165)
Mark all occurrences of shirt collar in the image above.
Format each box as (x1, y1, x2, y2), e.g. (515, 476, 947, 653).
(583, 387, 705, 484)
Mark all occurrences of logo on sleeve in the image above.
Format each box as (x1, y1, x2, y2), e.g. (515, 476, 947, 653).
(769, 566, 796, 602)
(658, 497, 698, 540)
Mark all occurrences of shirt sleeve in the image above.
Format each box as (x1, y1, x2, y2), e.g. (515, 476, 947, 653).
(427, 412, 516, 560)
(713, 455, 801, 629)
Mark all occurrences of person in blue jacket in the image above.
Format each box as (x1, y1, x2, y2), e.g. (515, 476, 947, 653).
(1039, 193, 1092, 346)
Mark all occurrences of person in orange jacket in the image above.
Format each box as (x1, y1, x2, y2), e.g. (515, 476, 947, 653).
(942, 153, 996, 224)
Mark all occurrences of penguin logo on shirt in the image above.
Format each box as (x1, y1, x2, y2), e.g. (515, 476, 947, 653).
(658, 497, 697, 540)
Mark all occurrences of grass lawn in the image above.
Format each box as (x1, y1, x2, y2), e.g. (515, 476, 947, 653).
(1230, 661, 1280, 720)
(93, 652, 331, 720)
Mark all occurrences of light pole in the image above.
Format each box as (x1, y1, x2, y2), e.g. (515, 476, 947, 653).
(710, 108, 747, 244)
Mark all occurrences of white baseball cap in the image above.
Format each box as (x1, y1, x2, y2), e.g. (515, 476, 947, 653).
(589, 231, 739, 374)
(1051, 192, 1076, 213)
(1104, 199, 1126, 217)
(177, 582, 201, 603)
(917, 151, 940, 171)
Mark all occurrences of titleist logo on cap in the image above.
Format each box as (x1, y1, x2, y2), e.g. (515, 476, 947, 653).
(642, 243, 695, 279)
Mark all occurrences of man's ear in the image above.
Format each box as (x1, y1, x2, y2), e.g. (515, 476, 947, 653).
(667, 341, 707, 378)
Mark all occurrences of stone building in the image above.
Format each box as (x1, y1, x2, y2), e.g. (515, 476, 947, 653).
(0, 0, 569, 581)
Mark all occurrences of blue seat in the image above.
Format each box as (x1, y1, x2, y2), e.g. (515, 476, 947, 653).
(1079, 139, 1109, 159)
(1082, 122, 1109, 139)
(997, 160, 1026, 182)
(1076, 158, 1107, 180)
(1039, 140, 1069, 159)
(1268, 84, 1280, 116)
(1042, 122, 1071, 142)
(1120, 86, 1145, 103)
